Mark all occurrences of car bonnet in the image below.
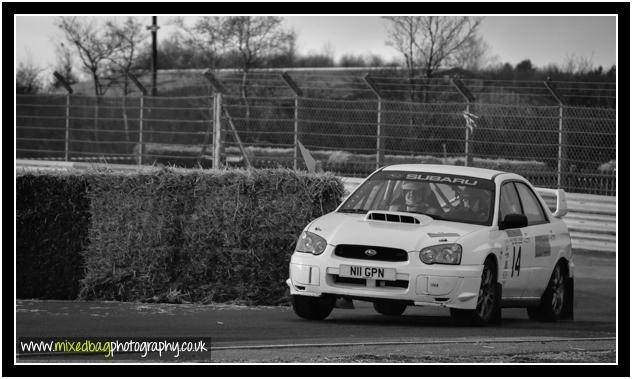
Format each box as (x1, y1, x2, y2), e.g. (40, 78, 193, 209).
(307, 211, 487, 252)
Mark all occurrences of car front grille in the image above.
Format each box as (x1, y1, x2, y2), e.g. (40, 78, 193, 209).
(334, 244, 409, 262)
(332, 275, 409, 289)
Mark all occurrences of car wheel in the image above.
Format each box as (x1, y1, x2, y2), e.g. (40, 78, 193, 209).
(526, 306, 540, 320)
(527, 263, 567, 322)
(451, 259, 500, 326)
(373, 301, 407, 316)
(292, 294, 335, 320)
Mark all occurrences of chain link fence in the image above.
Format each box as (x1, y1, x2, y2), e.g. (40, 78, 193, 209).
(16, 73, 616, 196)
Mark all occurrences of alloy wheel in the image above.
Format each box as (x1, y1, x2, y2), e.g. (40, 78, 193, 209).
(476, 265, 496, 320)
(550, 265, 565, 315)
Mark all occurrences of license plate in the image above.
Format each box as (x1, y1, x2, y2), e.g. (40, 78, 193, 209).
(339, 265, 396, 281)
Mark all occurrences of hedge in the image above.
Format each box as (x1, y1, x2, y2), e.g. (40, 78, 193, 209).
(16, 168, 345, 305)
(16, 174, 91, 299)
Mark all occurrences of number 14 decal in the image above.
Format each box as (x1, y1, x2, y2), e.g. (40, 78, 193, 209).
(511, 246, 521, 277)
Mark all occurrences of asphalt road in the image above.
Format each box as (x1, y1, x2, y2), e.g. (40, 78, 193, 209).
(15, 252, 616, 363)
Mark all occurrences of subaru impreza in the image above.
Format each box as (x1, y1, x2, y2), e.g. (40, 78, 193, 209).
(286, 164, 574, 325)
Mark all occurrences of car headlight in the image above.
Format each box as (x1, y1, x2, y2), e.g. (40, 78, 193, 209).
(295, 231, 328, 255)
(419, 244, 462, 265)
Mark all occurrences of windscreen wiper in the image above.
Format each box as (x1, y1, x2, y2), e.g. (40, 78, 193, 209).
(338, 208, 368, 214)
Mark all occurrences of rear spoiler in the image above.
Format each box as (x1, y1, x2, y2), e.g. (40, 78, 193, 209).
(535, 188, 568, 218)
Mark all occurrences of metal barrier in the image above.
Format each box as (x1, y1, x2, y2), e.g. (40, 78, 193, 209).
(562, 193, 616, 252)
(340, 177, 616, 253)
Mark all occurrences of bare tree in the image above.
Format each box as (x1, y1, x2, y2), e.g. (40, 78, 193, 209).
(452, 35, 496, 72)
(16, 60, 44, 94)
(383, 16, 422, 101)
(383, 16, 483, 100)
(563, 52, 595, 75)
(383, 16, 483, 154)
(56, 16, 122, 146)
(56, 17, 120, 96)
(106, 17, 148, 143)
(320, 41, 336, 62)
(107, 17, 147, 95)
(224, 16, 294, 141)
(51, 42, 79, 91)
(177, 17, 294, 129)
(415, 17, 483, 78)
(221, 17, 295, 120)
(173, 16, 225, 71)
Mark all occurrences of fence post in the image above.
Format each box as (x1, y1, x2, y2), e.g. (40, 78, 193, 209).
(221, 105, 252, 168)
(544, 77, 567, 189)
(558, 105, 564, 188)
(203, 70, 229, 169)
(65, 93, 71, 161)
(280, 72, 303, 170)
(465, 102, 471, 166)
(196, 95, 214, 168)
(53, 71, 73, 162)
(450, 77, 475, 167)
(213, 93, 223, 168)
(127, 73, 147, 167)
(294, 97, 299, 169)
(138, 95, 144, 166)
(364, 73, 384, 169)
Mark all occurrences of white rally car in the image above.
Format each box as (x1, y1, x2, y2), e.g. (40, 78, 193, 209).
(287, 164, 574, 325)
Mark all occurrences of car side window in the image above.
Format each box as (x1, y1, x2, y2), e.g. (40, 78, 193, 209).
(514, 182, 548, 225)
(499, 182, 522, 222)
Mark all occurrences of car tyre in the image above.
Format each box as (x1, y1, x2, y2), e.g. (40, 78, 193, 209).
(292, 294, 335, 320)
(373, 301, 407, 316)
(527, 262, 567, 322)
(526, 306, 540, 321)
(450, 258, 500, 326)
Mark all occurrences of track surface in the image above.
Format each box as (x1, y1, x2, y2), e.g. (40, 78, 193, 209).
(15, 252, 616, 363)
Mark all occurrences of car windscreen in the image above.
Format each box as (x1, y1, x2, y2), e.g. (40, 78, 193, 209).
(338, 171, 495, 225)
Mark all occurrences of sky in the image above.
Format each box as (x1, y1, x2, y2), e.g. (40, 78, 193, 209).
(15, 15, 617, 73)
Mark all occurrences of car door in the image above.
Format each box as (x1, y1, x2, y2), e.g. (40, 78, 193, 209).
(497, 182, 532, 298)
(513, 182, 553, 298)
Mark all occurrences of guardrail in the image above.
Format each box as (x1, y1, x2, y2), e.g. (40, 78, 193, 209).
(340, 177, 616, 253)
(14, 160, 616, 253)
(561, 193, 616, 252)
(15, 158, 162, 173)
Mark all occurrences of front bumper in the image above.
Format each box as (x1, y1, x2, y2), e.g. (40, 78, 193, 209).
(287, 245, 484, 309)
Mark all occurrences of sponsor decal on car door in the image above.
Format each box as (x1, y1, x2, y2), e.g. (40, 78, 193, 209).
(497, 182, 532, 298)
(499, 228, 531, 297)
(513, 182, 553, 297)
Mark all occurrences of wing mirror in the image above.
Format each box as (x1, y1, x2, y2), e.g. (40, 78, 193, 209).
(499, 213, 528, 230)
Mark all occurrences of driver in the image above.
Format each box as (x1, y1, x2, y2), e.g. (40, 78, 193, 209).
(389, 181, 442, 215)
(452, 187, 490, 221)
